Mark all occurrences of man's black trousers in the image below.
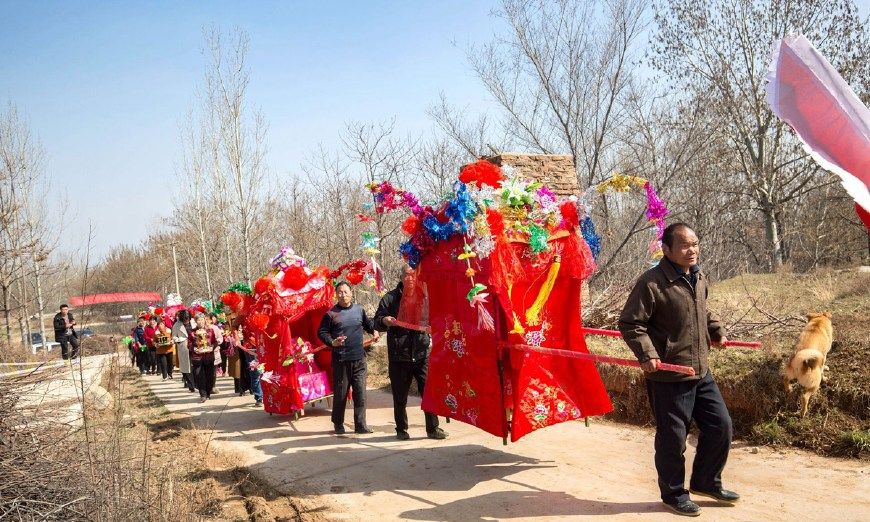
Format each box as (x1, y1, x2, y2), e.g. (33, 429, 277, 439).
(389, 358, 438, 433)
(59, 335, 79, 360)
(135, 349, 149, 373)
(646, 370, 732, 504)
(331, 359, 367, 429)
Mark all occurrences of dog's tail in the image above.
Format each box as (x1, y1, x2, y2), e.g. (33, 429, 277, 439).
(801, 355, 820, 373)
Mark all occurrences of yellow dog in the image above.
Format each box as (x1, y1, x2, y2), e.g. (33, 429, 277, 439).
(783, 313, 834, 417)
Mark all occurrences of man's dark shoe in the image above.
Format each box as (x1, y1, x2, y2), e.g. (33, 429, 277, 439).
(690, 488, 740, 503)
(333, 424, 346, 435)
(427, 428, 448, 440)
(396, 430, 410, 440)
(354, 426, 374, 434)
(663, 500, 701, 517)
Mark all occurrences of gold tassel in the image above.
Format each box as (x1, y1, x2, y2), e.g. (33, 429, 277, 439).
(525, 255, 561, 326)
(507, 283, 525, 334)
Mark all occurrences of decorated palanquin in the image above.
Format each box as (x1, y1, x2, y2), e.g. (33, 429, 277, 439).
(220, 249, 337, 416)
(370, 160, 614, 442)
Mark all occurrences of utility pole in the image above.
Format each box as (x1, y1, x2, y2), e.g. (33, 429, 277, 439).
(171, 244, 181, 296)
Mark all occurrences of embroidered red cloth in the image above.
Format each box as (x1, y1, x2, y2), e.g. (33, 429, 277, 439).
(420, 235, 612, 442)
(250, 274, 335, 414)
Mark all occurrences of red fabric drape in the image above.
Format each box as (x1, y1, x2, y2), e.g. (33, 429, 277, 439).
(420, 237, 507, 438)
(253, 279, 335, 414)
(420, 234, 612, 442)
(261, 317, 304, 413)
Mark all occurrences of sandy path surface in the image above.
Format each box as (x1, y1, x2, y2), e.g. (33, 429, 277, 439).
(143, 373, 868, 521)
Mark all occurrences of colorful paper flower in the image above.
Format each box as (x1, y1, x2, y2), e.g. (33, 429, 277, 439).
(581, 216, 602, 260)
(500, 179, 534, 207)
(253, 276, 275, 295)
(282, 265, 309, 291)
(248, 312, 269, 332)
(458, 160, 504, 188)
(346, 269, 364, 285)
(401, 215, 421, 236)
(528, 224, 549, 253)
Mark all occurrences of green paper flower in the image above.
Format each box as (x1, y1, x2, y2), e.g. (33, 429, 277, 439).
(466, 283, 488, 302)
(529, 224, 549, 253)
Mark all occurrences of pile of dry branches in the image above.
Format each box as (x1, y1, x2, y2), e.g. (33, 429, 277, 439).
(0, 358, 200, 521)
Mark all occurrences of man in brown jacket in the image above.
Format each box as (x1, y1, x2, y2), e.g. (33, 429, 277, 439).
(619, 223, 739, 517)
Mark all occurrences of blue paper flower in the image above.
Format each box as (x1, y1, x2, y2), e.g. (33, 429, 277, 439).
(423, 214, 455, 242)
(581, 216, 602, 260)
(400, 241, 421, 268)
(445, 182, 478, 232)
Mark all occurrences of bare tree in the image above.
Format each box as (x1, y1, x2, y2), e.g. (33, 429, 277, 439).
(428, 93, 500, 159)
(19, 167, 66, 350)
(431, 0, 653, 285)
(414, 135, 475, 202)
(301, 147, 364, 267)
(0, 103, 43, 344)
(649, 0, 870, 268)
(341, 119, 419, 279)
(443, 0, 646, 187)
(177, 113, 214, 298)
(204, 27, 269, 286)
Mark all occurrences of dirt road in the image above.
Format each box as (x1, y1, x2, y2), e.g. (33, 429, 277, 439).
(144, 373, 868, 521)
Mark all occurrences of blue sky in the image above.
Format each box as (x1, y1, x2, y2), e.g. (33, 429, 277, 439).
(0, 1, 501, 258)
(1, 0, 868, 259)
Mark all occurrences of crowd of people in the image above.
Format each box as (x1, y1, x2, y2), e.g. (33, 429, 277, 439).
(121, 272, 449, 442)
(116, 221, 738, 517)
(127, 310, 263, 406)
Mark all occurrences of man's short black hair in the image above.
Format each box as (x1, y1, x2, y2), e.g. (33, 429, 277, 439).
(335, 281, 352, 292)
(662, 223, 694, 248)
(60, 304, 69, 309)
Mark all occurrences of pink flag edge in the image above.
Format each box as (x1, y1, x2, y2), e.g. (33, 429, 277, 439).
(765, 34, 870, 214)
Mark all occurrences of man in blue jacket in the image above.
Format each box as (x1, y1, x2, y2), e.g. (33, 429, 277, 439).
(318, 282, 379, 435)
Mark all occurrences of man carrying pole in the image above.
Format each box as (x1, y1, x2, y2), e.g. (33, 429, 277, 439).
(375, 265, 447, 441)
(619, 223, 739, 517)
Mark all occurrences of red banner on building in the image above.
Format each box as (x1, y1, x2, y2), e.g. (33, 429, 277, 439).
(68, 292, 162, 306)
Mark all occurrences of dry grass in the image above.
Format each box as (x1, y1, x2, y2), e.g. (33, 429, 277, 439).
(0, 349, 326, 520)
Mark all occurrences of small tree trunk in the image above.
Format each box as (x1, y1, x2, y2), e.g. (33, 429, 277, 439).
(18, 276, 30, 349)
(34, 257, 47, 350)
(2, 284, 11, 344)
(225, 234, 233, 283)
(242, 221, 251, 286)
(198, 224, 213, 298)
(762, 203, 784, 269)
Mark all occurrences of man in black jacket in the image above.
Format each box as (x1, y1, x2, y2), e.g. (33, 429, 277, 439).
(374, 266, 447, 441)
(53, 304, 79, 360)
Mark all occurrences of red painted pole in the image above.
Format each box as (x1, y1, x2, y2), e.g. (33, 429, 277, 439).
(583, 327, 761, 349)
(503, 342, 696, 376)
